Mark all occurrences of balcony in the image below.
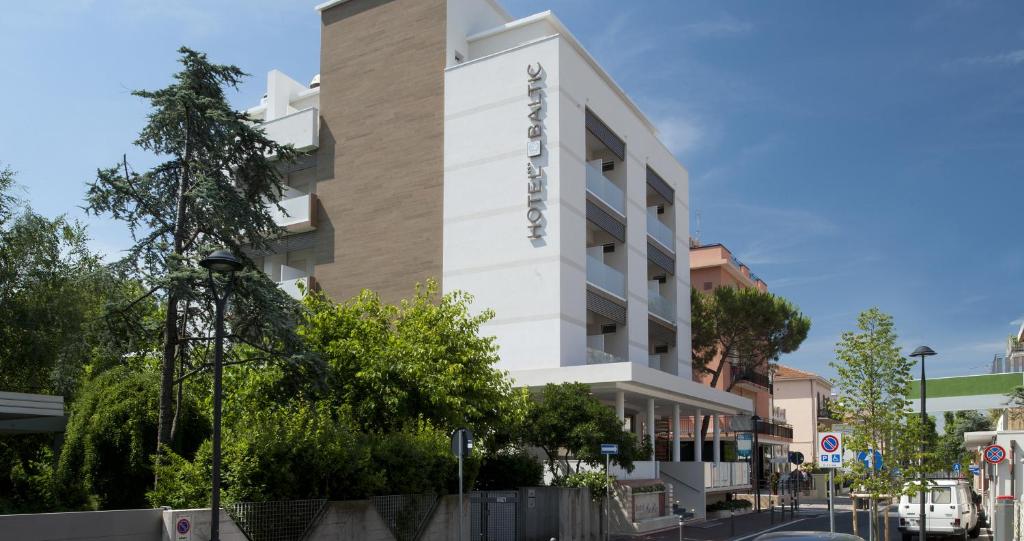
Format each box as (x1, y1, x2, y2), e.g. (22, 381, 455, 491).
(648, 290, 675, 324)
(585, 163, 625, 217)
(587, 347, 626, 365)
(817, 398, 839, 421)
(730, 366, 770, 389)
(261, 107, 319, 151)
(276, 264, 315, 300)
(268, 187, 318, 233)
(754, 418, 793, 440)
(646, 212, 674, 253)
(586, 255, 626, 299)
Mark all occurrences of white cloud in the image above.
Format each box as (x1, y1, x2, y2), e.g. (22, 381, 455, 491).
(948, 49, 1024, 68)
(683, 15, 753, 38)
(1010, 315, 1024, 327)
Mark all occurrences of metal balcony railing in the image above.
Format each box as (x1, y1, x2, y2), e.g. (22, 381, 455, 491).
(730, 366, 770, 389)
(585, 163, 625, 216)
(586, 254, 626, 299)
(646, 212, 674, 252)
(754, 418, 793, 439)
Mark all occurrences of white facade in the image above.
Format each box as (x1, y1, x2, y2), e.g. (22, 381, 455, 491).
(256, 0, 753, 486)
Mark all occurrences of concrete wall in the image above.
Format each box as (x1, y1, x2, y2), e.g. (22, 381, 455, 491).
(0, 509, 164, 541)
(162, 508, 247, 541)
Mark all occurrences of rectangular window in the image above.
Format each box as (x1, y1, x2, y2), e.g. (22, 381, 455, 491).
(931, 488, 952, 504)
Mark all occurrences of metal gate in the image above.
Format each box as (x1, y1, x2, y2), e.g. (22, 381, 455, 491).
(470, 491, 518, 541)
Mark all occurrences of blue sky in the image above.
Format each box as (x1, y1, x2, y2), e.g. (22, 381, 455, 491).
(2, 1, 1022, 379)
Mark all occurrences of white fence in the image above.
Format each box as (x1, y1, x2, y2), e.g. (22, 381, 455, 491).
(704, 462, 751, 490)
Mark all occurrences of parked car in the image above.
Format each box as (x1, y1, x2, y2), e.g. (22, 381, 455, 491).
(897, 479, 980, 541)
(755, 532, 865, 541)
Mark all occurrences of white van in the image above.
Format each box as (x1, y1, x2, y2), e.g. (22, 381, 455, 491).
(897, 479, 979, 541)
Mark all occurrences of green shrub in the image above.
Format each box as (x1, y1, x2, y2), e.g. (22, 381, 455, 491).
(706, 499, 752, 512)
(476, 451, 543, 490)
(559, 471, 612, 499)
(633, 483, 665, 494)
(57, 365, 208, 509)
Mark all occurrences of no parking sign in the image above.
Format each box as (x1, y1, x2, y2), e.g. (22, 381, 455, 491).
(175, 516, 191, 541)
(984, 444, 1006, 465)
(818, 432, 843, 468)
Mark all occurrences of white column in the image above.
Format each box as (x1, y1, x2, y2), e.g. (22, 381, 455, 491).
(694, 408, 703, 462)
(616, 391, 626, 426)
(647, 398, 656, 461)
(672, 404, 681, 462)
(713, 414, 721, 466)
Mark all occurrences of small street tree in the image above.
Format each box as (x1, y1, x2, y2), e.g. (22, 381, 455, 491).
(84, 47, 304, 472)
(524, 383, 649, 484)
(831, 308, 922, 541)
(691, 286, 811, 443)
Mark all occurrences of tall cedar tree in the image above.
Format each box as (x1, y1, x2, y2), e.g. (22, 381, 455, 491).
(85, 48, 304, 470)
(690, 286, 810, 445)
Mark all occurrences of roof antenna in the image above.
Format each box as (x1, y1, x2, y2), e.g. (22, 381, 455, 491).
(694, 210, 702, 247)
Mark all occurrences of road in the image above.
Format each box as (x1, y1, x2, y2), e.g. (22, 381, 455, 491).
(628, 500, 994, 541)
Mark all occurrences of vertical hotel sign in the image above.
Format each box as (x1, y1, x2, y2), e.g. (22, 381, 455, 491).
(526, 62, 545, 240)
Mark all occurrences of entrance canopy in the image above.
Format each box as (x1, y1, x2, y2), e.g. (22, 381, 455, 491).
(0, 391, 66, 434)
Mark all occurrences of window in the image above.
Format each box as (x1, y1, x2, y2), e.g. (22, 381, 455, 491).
(703, 282, 713, 290)
(931, 488, 952, 504)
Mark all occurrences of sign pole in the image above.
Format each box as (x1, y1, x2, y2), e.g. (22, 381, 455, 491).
(458, 430, 464, 541)
(605, 452, 610, 541)
(829, 468, 835, 533)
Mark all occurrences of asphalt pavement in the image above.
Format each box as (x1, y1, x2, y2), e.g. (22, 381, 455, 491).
(622, 498, 995, 541)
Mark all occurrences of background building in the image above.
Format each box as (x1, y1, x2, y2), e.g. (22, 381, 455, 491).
(772, 364, 836, 467)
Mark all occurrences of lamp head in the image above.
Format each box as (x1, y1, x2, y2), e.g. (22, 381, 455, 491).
(199, 249, 243, 274)
(910, 346, 937, 358)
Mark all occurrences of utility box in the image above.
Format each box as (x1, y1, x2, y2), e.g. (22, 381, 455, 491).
(993, 496, 1014, 541)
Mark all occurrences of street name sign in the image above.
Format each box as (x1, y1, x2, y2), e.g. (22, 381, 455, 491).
(818, 432, 843, 468)
(600, 443, 619, 455)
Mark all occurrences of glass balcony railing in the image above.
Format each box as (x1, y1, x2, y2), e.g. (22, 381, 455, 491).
(648, 354, 662, 369)
(646, 212, 674, 252)
(586, 163, 626, 216)
(586, 255, 626, 299)
(648, 290, 675, 322)
(587, 347, 626, 365)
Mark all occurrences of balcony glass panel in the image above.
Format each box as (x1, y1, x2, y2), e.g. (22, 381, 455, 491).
(648, 290, 675, 322)
(278, 276, 311, 299)
(587, 347, 626, 365)
(648, 354, 661, 369)
(586, 163, 625, 216)
(586, 255, 625, 299)
(647, 212, 674, 252)
(261, 107, 319, 151)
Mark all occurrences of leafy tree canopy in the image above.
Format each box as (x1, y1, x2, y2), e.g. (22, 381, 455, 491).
(524, 383, 649, 483)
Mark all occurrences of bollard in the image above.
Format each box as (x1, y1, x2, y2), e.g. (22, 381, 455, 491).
(678, 515, 684, 541)
(731, 509, 736, 537)
(770, 501, 775, 525)
(994, 496, 1014, 541)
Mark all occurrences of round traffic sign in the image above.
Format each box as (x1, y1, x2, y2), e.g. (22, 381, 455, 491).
(176, 517, 191, 534)
(984, 444, 1006, 465)
(821, 435, 840, 453)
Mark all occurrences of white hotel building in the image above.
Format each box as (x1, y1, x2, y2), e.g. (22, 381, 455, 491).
(247, 0, 753, 511)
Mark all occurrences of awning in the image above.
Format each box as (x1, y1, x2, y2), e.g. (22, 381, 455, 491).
(0, 391, 67, 434)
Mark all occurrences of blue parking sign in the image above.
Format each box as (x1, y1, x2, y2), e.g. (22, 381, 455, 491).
(821, 454, 830, 462)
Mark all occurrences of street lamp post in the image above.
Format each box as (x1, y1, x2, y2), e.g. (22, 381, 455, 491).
(752, 415, 762, 512)
(200, 249, 243, 541)
(910, 345, 937, 541)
